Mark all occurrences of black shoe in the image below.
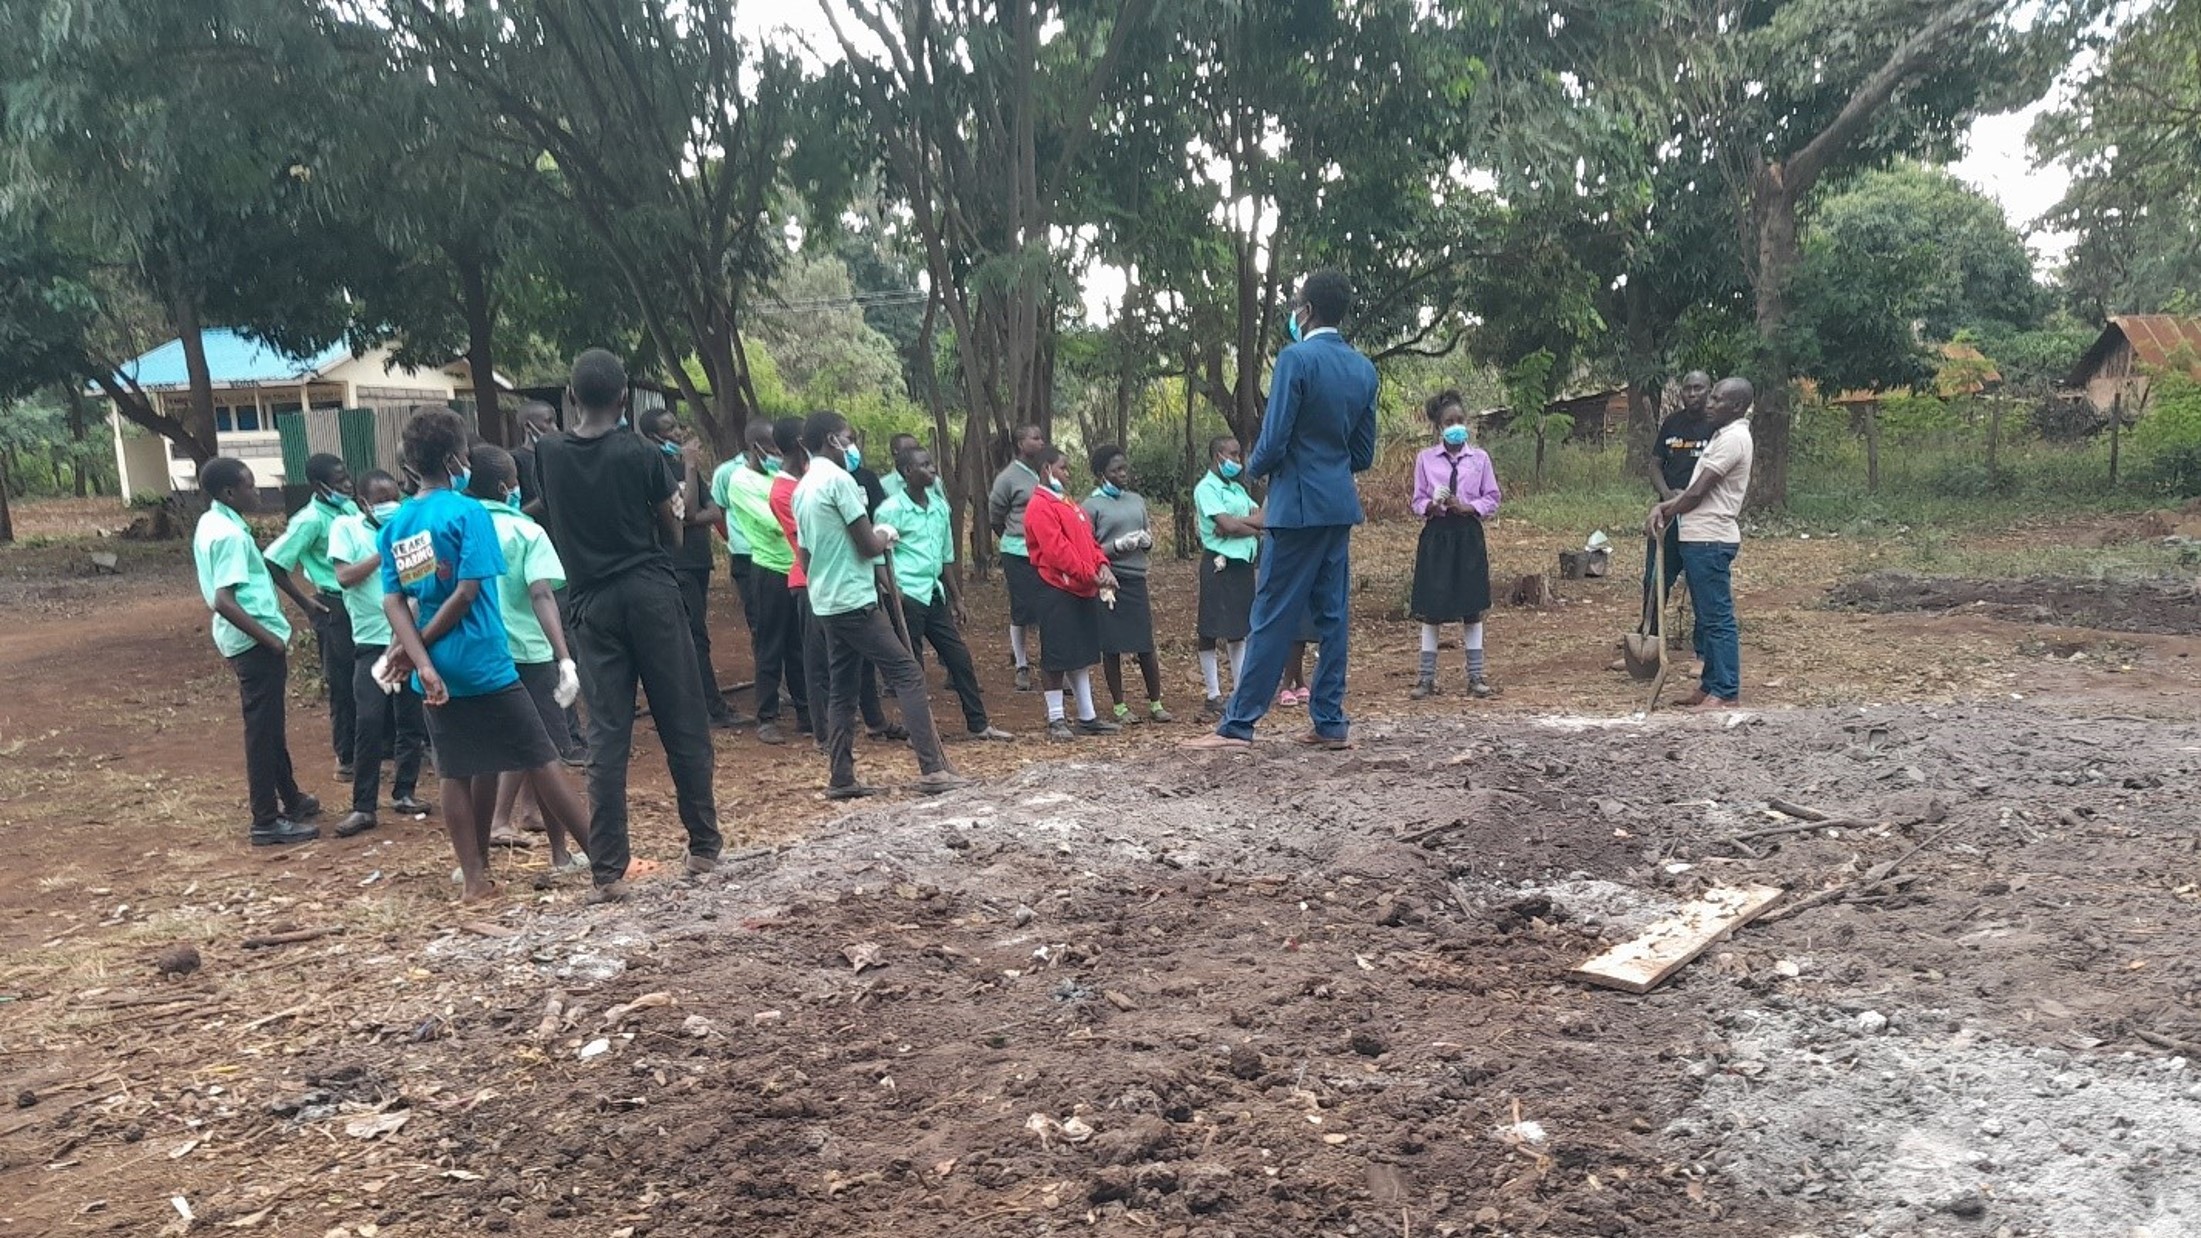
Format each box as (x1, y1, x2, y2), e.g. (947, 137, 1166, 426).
(1046, 719, 1077, 742)
(1075, 717, 1122, 736)
(867, 724, 910, 742)
(709, 712, 744, 731)
(333, 811, 378, 838)
(389, 795, 433, 817)
(1014, 667, 1034, 693)
(334, 763, 355, 781)
(560, 747, 589, 769)
(286, 795, 322, 821)
(250, 818, 320, 847)
(825, 782, 878, 801)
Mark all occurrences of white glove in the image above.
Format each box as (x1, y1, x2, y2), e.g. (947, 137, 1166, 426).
(370, 652, 399, 695)
(1112, 532, 1141, 552)
(873, 523, 901, 547)
(554, 659, 580, 708)
(1134, 530, 1155, 551)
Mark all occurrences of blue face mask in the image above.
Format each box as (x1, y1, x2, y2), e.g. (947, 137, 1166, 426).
(1442, 425, 1469, 448)
(370, 501, 400, 524)
(1101, 482, 1122, 499)
(658, 439, 681, 458)
(451, 468, 472, 493)
(1219, 459, 1242, 480)
(1286, 309, 1302, 343)
(843, 444, 863, 472)
(1045, 476, 1065, 494)
(506, 488, 524, 510)
(762, 454, 782, 475)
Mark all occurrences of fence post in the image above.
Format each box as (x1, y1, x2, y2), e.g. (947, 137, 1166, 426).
(2109, 391, 2122, 487)
(1986, 400, 2003, 483)
(1864, 404, 1881, 493)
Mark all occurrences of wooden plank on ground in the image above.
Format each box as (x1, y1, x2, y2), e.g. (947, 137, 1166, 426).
(1570, 884, 1784, 994)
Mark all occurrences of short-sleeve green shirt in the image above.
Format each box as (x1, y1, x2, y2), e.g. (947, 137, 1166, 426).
(194, 501, 289, 657)
(791, 459, 881, 618)
(1195, 471, 1259, 561)
(874, 489, 953, 606)
(326, 512, 393, 647)
(264, 493, 359, 593)
(708, 456, 752, 556)
(722, 462, 793, 575)
(484, 499, 567, 665)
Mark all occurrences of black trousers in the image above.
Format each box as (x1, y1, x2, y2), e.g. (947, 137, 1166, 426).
(570, 564, 723, 885)
(749, 565, 808, 725)
(554, 587, 584, 754)
(229, 644, 303, 830)
(901, 593, 990, 733)
(349, 643, 426, 813)
(675, 564, 735, 721)
(728, 552, 756, 638)
(796, 587, 884, 734)
(312, 595, 355, 766)
(819, 605, 949, 789)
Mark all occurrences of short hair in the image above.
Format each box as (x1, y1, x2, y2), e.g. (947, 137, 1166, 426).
(800, 410, 850, 454)
(1300, 269, 1351, 328)
(1015, 424, 1045, 445)
(400, 407, 472, 478)
(1715, 376, 1756, 406)
(517, 399, 558, 428)
(890, 431, 920, 451)
(303, 453, 347, 488)
(1036, 446, 1065, 469)
(745, 417, 777, 450)
(357, 469, 400, 498)
(569, 349, 627, 411)
(199, 457, 251, 498)
(770, 415, 806, 462)
(1207, 434, 1236, 460)
(1089, 443, 1125, 477)
(639, 405, 678, 436)
(895, 444, 929, 474)
(466, 443, 516, 499)
(1424, 390, 1466, 426)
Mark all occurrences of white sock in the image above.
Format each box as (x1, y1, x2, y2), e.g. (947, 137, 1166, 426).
(1200, 650, 1221, 698)
(1071, 669, 1096, 721)
(1227, 640, 1245, 680)
(1420, 623, 1440, 654)
(1464, 621, 1485, 651)
(1009, 625, 1028, 670)
(1045, 689, 1066, 722)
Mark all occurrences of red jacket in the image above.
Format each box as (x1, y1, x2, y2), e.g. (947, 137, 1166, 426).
(1024, 486, 1107, 598)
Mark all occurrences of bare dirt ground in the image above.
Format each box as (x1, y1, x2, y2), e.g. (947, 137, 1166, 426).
(4, 498, 2201, 1237)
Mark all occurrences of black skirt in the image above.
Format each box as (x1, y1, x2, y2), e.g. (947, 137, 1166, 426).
(424, 681, 559, 780)
(1097, 572, 1155, 656)
(1036, 585, 1103, 671)
(1410, 514, 1492, 623)
(1197, 556, 1256, 641)
(1001, 553, 1043, 626)
(515, 660, 571, 752)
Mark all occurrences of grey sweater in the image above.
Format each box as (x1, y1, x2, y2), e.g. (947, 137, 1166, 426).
(1081, 488, 1151, 577)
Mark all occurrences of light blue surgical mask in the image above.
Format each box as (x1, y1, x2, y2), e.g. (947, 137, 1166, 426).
(370, 501, 400, 524)
(1219, 459, 1242, 480)
(1442, 425, 1469, 448)
(1046, 475, 1065, 494)
(1101, 482, 1122, 499)
(843, 444, 863, 472)
(763, 454, 783, 475)
(1286, 309, 1302, 343)
(452, 469, 472, 493)
(506, 488, 523, 511)
(658, 439, 681, 459)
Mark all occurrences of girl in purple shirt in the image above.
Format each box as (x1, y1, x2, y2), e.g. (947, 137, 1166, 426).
(1408, 391, 1502, 699)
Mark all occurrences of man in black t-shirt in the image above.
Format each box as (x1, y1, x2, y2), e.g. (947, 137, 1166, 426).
(534, 351, 722, 902)
(1644, 370, 1713, 640)
(640, 405, 748, 730)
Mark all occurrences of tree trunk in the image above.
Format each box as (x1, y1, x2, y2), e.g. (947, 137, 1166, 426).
(65, 385, 91, 497)
(1534, 430, 1548, 490)
(1176, 355, 1197, 558)
(0, 448, 14, 544)
(1621, 277, 1660, 475)
(1865, 404, 1882, 492)
(170, 290, 219, 465)
(1747, 169, 1800, 510)
(457, 255, 505, 445)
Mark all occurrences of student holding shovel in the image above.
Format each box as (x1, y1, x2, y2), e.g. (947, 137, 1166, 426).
(875, 445, 1011, 742)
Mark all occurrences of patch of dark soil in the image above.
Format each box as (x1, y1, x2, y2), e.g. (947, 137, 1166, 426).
(1828, 571, 2201, 636)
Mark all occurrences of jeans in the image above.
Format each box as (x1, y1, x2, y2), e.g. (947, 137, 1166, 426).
(228, 644, 304, 829)
(569, 564, 723, 885)
(901, 593, 990, 733)
(675, 564, 735, 721)
(1641, 523, 1698, 658)
(1680, 540, 1741, 700)
(312, 595, 355, 766)
(818, 604, 949, 788)
(1219, 524, 1353, 740)
(348, 643, 426, 813)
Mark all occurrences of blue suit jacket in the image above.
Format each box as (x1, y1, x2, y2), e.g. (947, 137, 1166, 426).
(1246, 331, 1380, 529)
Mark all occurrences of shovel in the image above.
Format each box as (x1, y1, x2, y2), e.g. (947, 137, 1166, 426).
(1623, 533, 1663, 681)
(1631, 533, 1673, 720)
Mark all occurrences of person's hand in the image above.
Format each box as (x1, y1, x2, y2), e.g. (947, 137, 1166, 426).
(417, 663, 449, 707)
(670, 488, 686, 521)
(261, 633, 288, 655)
(369, 650, 400, 694)
(874, 523, 901, 547)
(306, 594, 329, 618)
(1097, 565, 1120, 593)
(1111, 532, 1139, 553)
(554, 658, 581, 708)
(1645, 501, 1671, 540)
(953, 602, 970, 630)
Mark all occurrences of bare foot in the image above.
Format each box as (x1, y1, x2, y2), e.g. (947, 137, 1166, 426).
(459, 879, 502, 905)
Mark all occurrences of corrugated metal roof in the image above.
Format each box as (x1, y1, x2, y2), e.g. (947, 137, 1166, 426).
(117, 329, 350, 390)
(2069, 315, 2201, 386)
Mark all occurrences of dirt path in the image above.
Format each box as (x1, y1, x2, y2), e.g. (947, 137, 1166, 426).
(4, 509, 2200, 1236)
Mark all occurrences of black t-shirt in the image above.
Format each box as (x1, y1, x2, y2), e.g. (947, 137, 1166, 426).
(534, 429, 677, 594)
(854, 466, 888, 516)
(511, 442, 542, 506)
(1654, 411, 1714, 493)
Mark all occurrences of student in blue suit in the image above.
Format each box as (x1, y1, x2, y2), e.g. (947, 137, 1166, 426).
(1184, 269, 1378, 751)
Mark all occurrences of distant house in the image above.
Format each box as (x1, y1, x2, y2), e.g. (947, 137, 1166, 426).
(1829, 342, 2004, 411)
(104, 330, 503, 495)
(2068, 315, 2201, 413)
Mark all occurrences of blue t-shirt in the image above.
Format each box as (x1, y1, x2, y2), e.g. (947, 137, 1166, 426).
(377, 486, 516, 699)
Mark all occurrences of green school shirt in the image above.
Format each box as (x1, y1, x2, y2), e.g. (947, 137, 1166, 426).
(264, 493, 359, 593)
(880, 470, 907, 502)
(708, 456, 752, 556)
(1195, 471, 1259, 562)
(326, 512, 394, 647)
(193, 501, 289, 657)
(874, 489, 953, 607)
(791, 459, 881, 619)
(722, 462, 793, 576)
(483, 499, 567, 665)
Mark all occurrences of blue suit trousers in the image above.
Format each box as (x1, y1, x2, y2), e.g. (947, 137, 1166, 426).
(1218, 525, 1354, 740)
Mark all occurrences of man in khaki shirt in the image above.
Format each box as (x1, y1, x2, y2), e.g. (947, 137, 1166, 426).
(1648, 377, 1754, 709)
